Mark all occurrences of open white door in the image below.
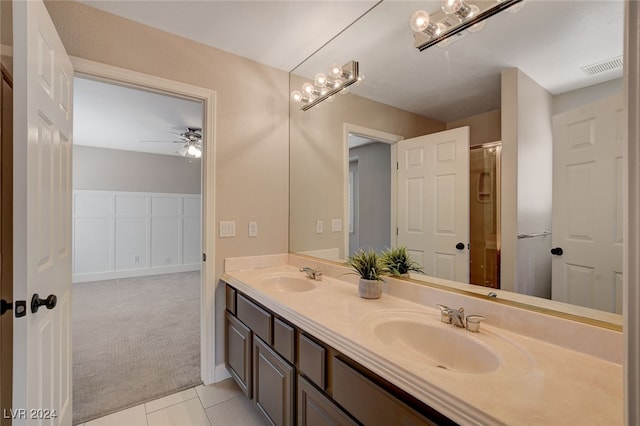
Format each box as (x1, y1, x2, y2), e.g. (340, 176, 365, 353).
(13, 1, 73, 424)
(551, 94, 624, 313)
(397, 127, 469, 282)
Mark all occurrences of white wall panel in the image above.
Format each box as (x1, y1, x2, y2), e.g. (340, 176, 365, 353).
(184, 197, 201, 217)
(183, 217, 202, 265)
(73, 190, 200, 282)
(115, 217, 148, 270)
(115, 195, 148, 216)
(73, 217, 112, 274)
(151, 217, 181, 267)
(152, 196, 181, 217)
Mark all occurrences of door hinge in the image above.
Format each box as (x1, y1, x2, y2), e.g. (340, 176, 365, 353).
(396, 227, 399, 236)
(396, 161, 399, 170)
(202, 253, 207, 262)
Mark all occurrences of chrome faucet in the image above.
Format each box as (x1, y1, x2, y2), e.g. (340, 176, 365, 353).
(300, 267, 323, 281)
(445, 307, 466, 328)
(436, 304, 485, 332)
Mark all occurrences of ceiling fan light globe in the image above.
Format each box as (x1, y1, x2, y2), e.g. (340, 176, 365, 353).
(187, 144, 199, 156)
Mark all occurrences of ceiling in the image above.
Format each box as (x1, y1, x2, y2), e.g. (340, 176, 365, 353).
(73, 0, 624, 154)
(73, 77, 203, 156)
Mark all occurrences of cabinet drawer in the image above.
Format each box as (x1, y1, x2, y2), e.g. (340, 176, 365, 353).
(299, 333, 326, 389)
(237, 294, 272, 343)
(274, 318, 296, 363)
(332, 357, 437, 426)
(225, 285, 236, 314)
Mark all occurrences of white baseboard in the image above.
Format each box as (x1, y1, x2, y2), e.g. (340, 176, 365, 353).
(73, 264, 200, 283)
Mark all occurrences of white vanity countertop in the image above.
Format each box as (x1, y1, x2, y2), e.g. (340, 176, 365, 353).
(222, 265, 623, 426)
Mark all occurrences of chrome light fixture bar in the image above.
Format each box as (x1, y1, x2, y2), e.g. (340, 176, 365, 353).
(291, 61, 359, 111)
(412, 0, 524, 51)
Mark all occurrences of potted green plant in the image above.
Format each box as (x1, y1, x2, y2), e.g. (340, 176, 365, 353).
(346, 248, 384, 299)
(380, 246, 425, 277)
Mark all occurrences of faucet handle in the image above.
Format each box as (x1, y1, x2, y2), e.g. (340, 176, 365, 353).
(435, 304, 452, 324)
(465, 315, 486, 333)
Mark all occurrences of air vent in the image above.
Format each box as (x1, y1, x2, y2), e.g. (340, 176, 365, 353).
(581, 56, 623, 76)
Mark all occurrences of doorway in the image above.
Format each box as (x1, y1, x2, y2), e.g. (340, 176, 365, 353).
(70, 68, 213, 424)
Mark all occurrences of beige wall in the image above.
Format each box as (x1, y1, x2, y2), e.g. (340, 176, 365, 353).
(74, 145, 202, 194)
(447, 109, 501, 146)
(45, 1, 290, 367)
(290, 74, 445, 259)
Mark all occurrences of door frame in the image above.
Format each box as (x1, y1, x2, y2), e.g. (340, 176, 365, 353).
(342, 123, 402, 259)
(71, 57, 218, 384)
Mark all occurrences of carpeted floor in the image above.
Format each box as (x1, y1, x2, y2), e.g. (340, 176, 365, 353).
(72, 271, 201, 425)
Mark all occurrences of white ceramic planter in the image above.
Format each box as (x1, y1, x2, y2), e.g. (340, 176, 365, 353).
(358, 278, 382, 299)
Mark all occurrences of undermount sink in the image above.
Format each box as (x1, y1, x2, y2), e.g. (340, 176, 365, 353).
(372, 318, 500, 373)
(259, 275, 317, 292)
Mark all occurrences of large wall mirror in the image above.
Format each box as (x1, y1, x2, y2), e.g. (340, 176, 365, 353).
(289, 0, 624, 327)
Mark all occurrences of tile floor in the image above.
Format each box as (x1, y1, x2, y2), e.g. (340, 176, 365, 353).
(76, 379, 268, 426)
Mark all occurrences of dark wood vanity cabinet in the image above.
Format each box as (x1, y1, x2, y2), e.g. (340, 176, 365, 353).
(224, 283, 455, 426)
(224, 311, 252, 397)
(254, 336, 295, 426)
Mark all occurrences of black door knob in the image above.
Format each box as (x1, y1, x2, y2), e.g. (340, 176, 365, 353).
(455, 242, 465, 250)
(550, 247, 564, 256)
(31, 293, 57, 314)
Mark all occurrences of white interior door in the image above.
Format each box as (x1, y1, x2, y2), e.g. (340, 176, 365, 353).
(13, 1, 73, 424)
(551, 94, 624, 313)
(397, 127, 469, 282)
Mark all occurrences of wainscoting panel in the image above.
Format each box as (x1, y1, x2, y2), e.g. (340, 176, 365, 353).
(73, 190, 201, 282)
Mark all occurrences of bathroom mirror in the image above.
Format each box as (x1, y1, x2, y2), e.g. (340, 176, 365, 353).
(289, 0, 624, 327)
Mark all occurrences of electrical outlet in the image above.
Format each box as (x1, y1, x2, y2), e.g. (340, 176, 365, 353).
(248, 221, 258, 237)
(219, 220, 236, 237)
(316, 220, 324, 234)
(331, 219, 342, 232)
(133, 255, 140, 264)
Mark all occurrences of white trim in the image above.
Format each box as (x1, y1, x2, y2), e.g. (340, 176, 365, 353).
(342, 123, 403, 258)
(71, 57, 218, 384)
(624, 1, 640, 424)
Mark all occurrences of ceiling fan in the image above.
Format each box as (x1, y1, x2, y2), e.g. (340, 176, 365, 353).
(140, 127, 203, 159)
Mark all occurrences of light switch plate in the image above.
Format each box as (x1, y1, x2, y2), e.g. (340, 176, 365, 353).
(219, 220, 236, 237)
(316, 220, 324, 234)
(331, 219, 342, 232)
(248, 221, 258, 237)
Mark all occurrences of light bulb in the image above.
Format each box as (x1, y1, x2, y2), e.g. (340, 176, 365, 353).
(314, 73, 327, 87)
(302, 82, 314, 95)
(467, 5, 485, 32)
(291, 90, 303, 103)
(356, 74, 365, 86)
(194, 148, 202, 158)
(329, 63, 343, 79)
(410, 10, 430, 32)
(442, 0, 462, 14)
(187, 144, 199, 156)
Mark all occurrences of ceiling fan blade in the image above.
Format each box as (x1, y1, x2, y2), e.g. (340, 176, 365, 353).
(176, 145, 188, 157)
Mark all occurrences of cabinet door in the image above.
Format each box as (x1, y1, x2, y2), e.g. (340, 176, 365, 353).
(254, 336, 294, 426)
(225, 311, 252, 397)
(298, 376, 357, 426)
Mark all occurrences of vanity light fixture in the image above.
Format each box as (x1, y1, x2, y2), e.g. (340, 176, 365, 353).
(411, 0, 524, 51)
(291, 61, 360, 111)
